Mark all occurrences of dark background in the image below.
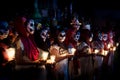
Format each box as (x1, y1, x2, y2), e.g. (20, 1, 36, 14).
(0, 0, 120, 21)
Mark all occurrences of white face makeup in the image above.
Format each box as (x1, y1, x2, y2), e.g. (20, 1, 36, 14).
(0, 30, 9, 40)
(74, 32, 80, 42)
(58, 31, 66, 43)
(0, 21, 9, 40)
(109, 31, 114, 39)
(98, 33, 102, 41)
(27, 19, 35, 35)
(102, 33, 108, 41)
(40, 29, 48, 41)
(73, 19, 81, 30)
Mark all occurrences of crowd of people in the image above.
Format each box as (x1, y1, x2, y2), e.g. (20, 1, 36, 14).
(0, 12, 120, 80)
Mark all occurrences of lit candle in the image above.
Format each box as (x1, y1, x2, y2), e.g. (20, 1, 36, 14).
(107, 43, 111, 49)
(102, 49, 104, 55)
(104, 50, 108, 56)
(50, 55, 56, 63)
(113, 46, 116, 51)
(88, 48, 92, 54)
(71, 48, 76, 55)
(94, 49, 99, 54)
(68, 48, 76, 55)
(42, 51, 49, 60)
(6, 48, 15, 61)
(110, 46, 116, 52)
(116, 42, 119, 47)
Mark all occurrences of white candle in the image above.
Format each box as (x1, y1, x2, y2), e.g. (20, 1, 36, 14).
(42, 51, 49, 60)
(113, 46, 116, 51)
(116, 42, 119, 47)
(6, 48, 15, 61)
(68, 48, 76, 55)
(71, 48, 76, 55)
(94, 49, 99, 54)
(50, 55, 56, 63)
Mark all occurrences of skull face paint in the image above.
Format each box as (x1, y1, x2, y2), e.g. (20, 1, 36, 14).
(74, 31, 80, 42)
(71, 17, 81, 30)
(102, 33, 108, 41)
(0, 21, 9, 40)
(40, 29, 49, 42)
(109, 31, 114, 39)
(98, 33, 102, 41)
(73, 19, 81, 30)
(58, 31, 66, 43)
(26, 19, 35, 35)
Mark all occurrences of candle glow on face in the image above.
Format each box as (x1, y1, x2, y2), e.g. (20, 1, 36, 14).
(68, 48, 76, 55)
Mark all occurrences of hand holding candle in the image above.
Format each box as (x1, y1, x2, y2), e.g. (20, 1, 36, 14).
(68, 48, 76, 55)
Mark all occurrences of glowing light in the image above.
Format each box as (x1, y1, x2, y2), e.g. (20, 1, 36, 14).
(6, 48, 15, 61)
(94, 49, 99, 54)
(46, 55, 56, 64)
(113, 46, 116, 51)
(68, 48, 76, 55)
(71, 48, 76, 55)
(116, 42, 119, 47)
(104, 50, 108, 56)
(42, 51, 49, 60)
(107, 43, 111, 49)
(50, 55, 56, 63)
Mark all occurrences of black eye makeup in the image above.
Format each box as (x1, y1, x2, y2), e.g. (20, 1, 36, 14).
(60, 34, 66, 37)
(30, 23, 34, 26)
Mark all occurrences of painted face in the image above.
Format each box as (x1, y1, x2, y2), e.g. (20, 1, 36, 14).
(0, 30, 9, 40)
(71, 17, 81, 30)
(74, 32, 80, 42)
(58, 31, 66, 43)
(102, 33, 108, 41)
(26, 19, 35, 35)
(0, 21, 9, 40)
(98, 33, 102, 41)
(73, 20, 81, 30)
(109, 31, 114, 39)
(40, 29, 49, 42)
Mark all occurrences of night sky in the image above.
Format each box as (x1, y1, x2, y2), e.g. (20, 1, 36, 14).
(0, 0, 120, 20)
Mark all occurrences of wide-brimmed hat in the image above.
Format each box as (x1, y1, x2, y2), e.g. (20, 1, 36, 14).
(70, 19, 82, 26)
